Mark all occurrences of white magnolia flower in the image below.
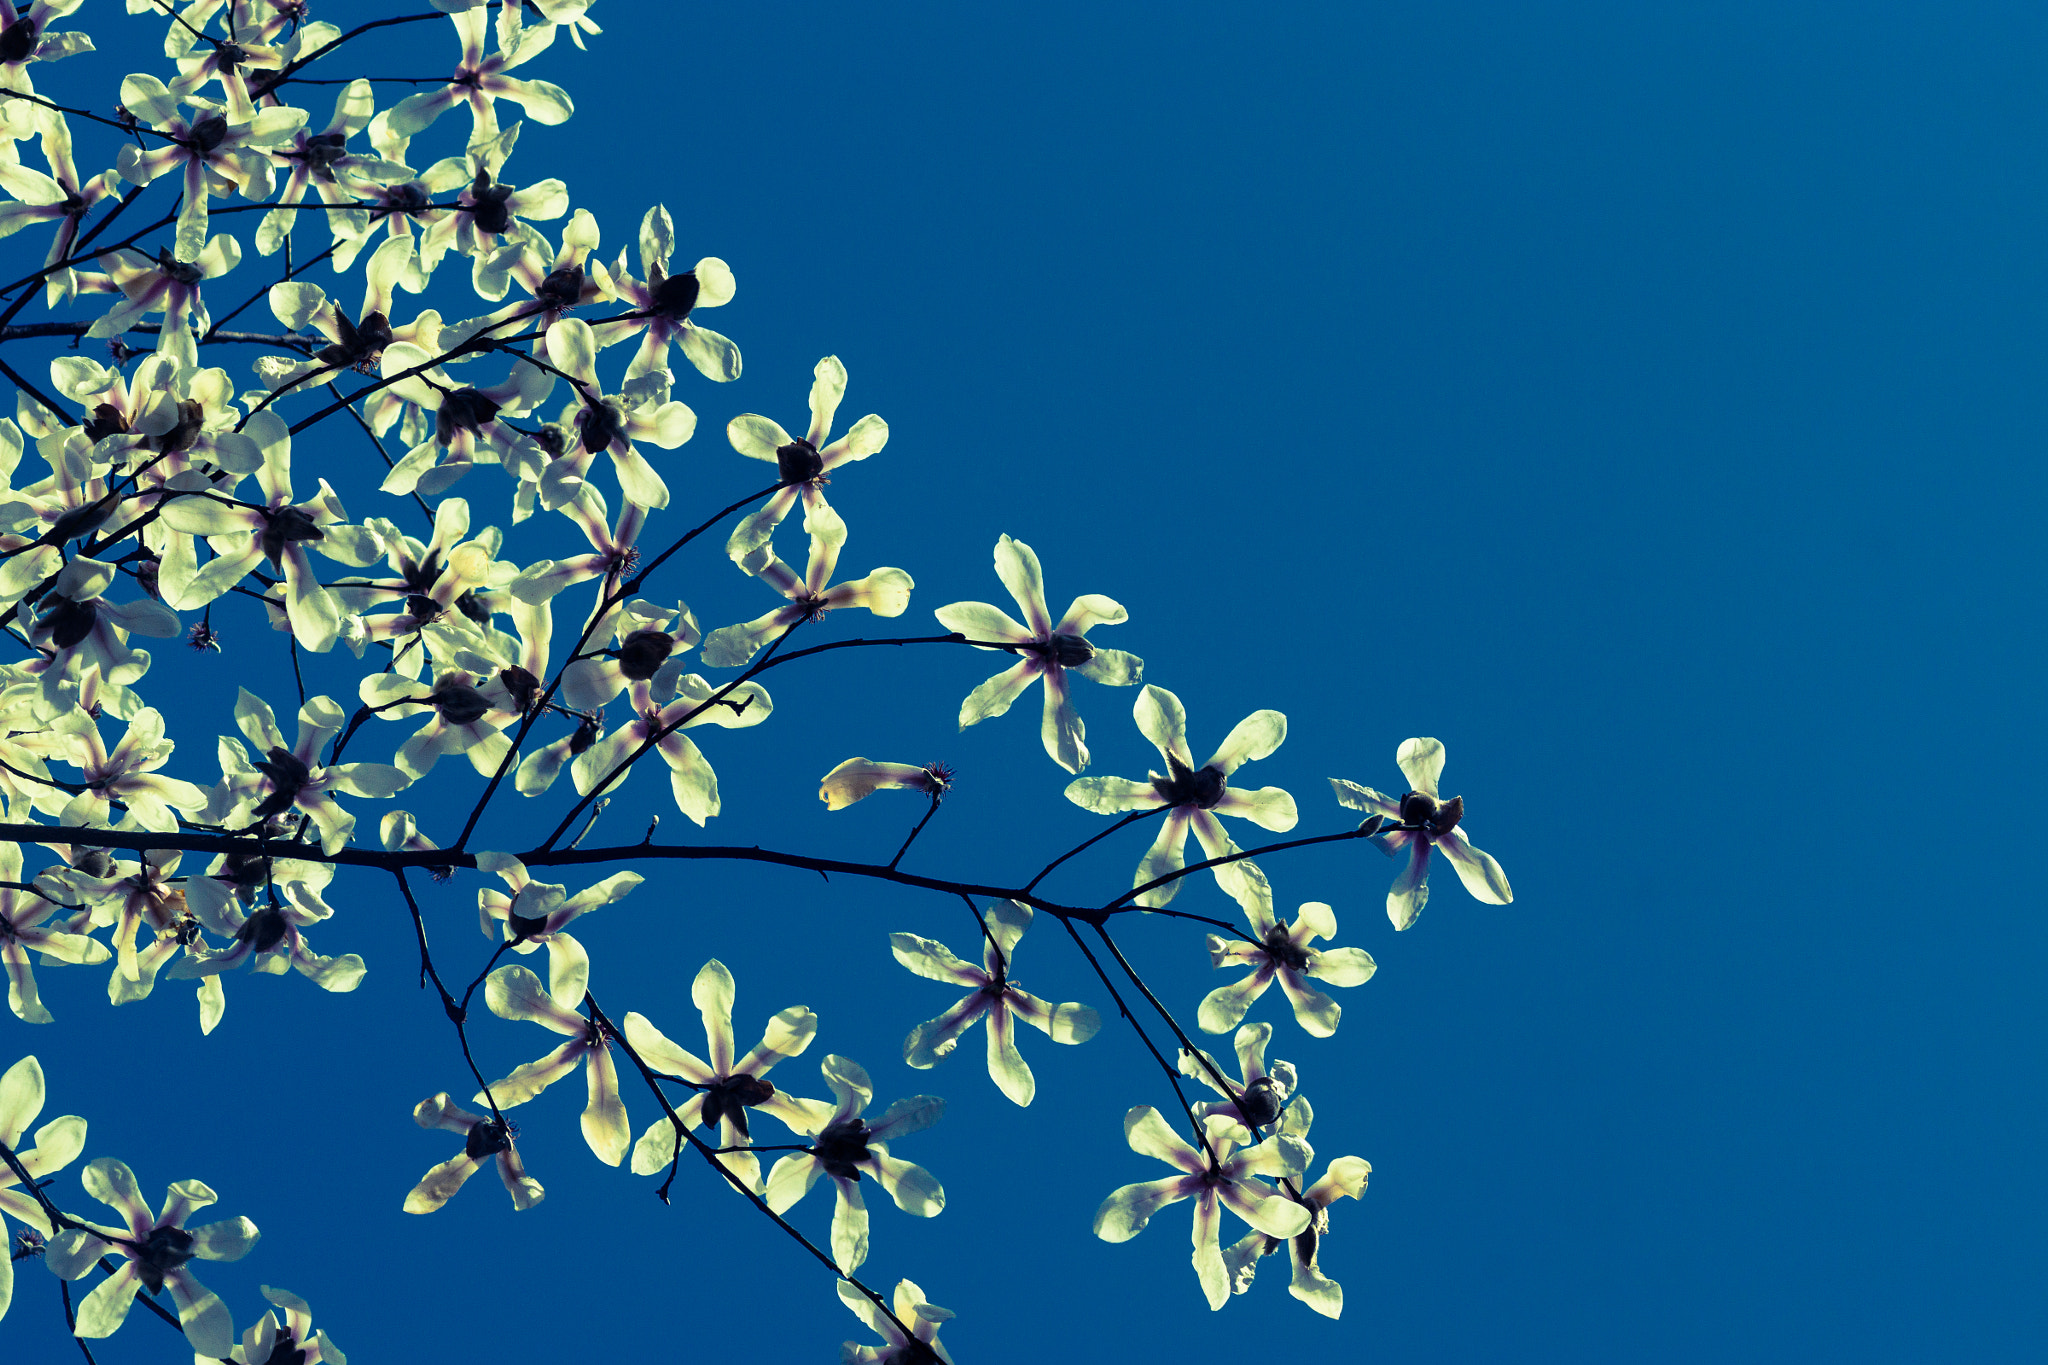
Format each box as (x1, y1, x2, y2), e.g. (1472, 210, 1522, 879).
(1179, 1022, 1313, 1138)
(220, 1284, 348, 1364)
(837, 1278, 957, 1365)
(207, 690, 410, 854)
(1331, 736, 1513, 930)
(890, 900, 1101, 1106)
(0, 1055, 87, 1324)
(1093, 1107, 1312, 1310)
(818, 757, 951, 810)
(763, 1054, 945, 1273)
(1200, 901, 1376, 1038)
(0, 838, 110, 1022)
(475, 853, 642, 1007)
(403, 1092, 544, 1214)
(724, 355, 884, 561)
(44, 1158, 259, 1358)
(934, 533, 1141, 773)
(623, 959, 820, 1192)
(1219, 1155, 1372, 1318)
(1064, 685, 1296, 913)
(475, 964, 630, 1166)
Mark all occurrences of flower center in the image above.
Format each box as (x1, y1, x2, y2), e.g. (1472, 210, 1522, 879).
(1016, 632, 1093, 668)
(576, 399, 624, 454)
(776, 438, 824, 483)
(187, 113, 230, 156)
(431, 678, 493, 726)
(132, 1225, 195, 1293)
(651, 270, 700, 320)
(156, 249, 204, 286)
(1263, 923, 1310, 972)
(40, 597, 98, 650)
(466, 171, 516, 235)
(237, 904, 291, 954)
(811, 1117, 874, 1180)
(259, 506, 326, 565)
(1151, 753, 1226, 809)
(701, 1073, 777, 1138)
(536, 264, 585, 311)
(1235, 1075, 1285, 1127)
(1399, 791, 1463, 837)
(616, 629, 675, 680)
(464, 1117, 511, 1159)
(437, 386, 502, 445)
(0, 18, 40, 64)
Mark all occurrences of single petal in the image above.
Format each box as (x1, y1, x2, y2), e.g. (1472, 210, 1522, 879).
(1387, 838, 1431, 931)
(1133, 685, 1192, 767)
(956, 659, 1040, 728)
(1205, 710, 1286, 775)
(1307, 946, 1378, 989)
(1198, 964, 1274, 1035)
(1275, 969, 1342, 1038)
(1063, 775, 1163, 815)
(932, 599, 1032, 647)
(991, 534, 1051, 636)
(1438, 828, 1513, 904)
(890, 934, 985, 988)
(1396, 736, 1445, 798)
(983, 1000, 1034, 1105)
(1093, 1175, 1195, 1242)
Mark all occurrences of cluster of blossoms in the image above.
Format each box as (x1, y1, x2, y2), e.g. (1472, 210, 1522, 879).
(0, 0, 1520, 1356)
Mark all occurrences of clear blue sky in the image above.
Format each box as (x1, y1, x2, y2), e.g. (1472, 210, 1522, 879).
(7, 2, 2044, 1361)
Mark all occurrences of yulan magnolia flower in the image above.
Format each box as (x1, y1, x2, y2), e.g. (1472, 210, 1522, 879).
(0, 0, 94, 141)
(1330, 736, 1513, 930)
(724, 355, 886, 561)
(1219, 1154, 1372, 1319)
(1093, 1108, 1313, 1311)
(174, 870, 367, 996)
(764, 1054, 945, 1273)
(0, 838, 110, 1022)
(34, 692, 209, 832)
(476, 964, 629, 1166)
(220, 1285, 348, 1365)
(156, 409, 386, 653)
(569, 670, 773, 825)
(23, 554, 180, 690)
(535, 316, 699, 511)
(475, 852, 642, 1007)
(1200, 900, 1377, 1038)
(818, 757, 951, 810)
(890, 899, 1102, 1106)
(1064, 685, 1296, 912)
(701, 519, 914, 669)
(1179, 1022, 1313, 1139)
(44, 1157, 259, 1357)
(623, 959, 821, 1192)
(934, 533, 1142, 773)
(403, 1092, 544, 1214)
(0, 1055, 86, 1324)
(838, 1278, 957, 1365)
(593, 205, 739, 384)
(112, 72, 306, 256)
(381, 5, 574, 146)
(207, 690, 411, 853)
(0, 106, 119, 305)
(356, 668, 520, 780)
(81, 234, 241, 368)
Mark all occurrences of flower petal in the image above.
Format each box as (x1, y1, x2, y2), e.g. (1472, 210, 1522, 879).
(1396, 736, 1445, 798)
(1438, 828, 1513, 904)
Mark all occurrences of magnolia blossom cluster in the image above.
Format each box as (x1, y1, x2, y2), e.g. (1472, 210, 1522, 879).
(0, 0, 1520, 1356)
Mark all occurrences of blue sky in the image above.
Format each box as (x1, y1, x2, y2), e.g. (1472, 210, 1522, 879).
(6, 2, 2045, 1361)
